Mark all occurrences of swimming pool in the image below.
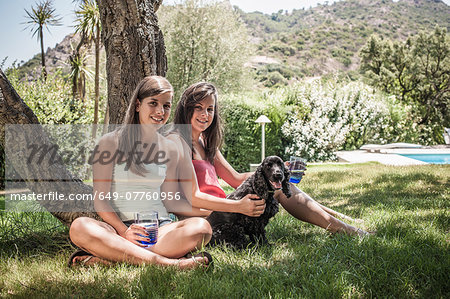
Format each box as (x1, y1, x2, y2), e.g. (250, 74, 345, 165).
(398, 154, 450, 164)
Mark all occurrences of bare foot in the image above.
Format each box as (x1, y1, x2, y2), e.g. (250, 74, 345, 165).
(175, 256, 210, 269)
(72, 255, 112, 267)
(355, 228, 376, 237)
(338, 214, 365, 224)
(334, 225, 375, 238)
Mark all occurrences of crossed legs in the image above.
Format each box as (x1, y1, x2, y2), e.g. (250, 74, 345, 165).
(275, 184, 367, 235)
(69, 217, 212, 268)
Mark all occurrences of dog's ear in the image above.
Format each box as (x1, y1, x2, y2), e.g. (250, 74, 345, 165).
(282, 163, 292, 198)
(252, 164, 269, 199)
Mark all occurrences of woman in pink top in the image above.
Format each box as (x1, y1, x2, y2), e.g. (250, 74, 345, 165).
(192, 160, 227, 199)
(171, 82, 371, 236)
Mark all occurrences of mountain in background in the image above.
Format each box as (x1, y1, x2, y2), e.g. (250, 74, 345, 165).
(11, 0, 450, 86)
(9, 33, 87, 80)
(238, 0, 449, 85)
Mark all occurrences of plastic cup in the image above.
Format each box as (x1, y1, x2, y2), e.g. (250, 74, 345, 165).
(289, 156, 306, 184)
(135, 211, 159, 247)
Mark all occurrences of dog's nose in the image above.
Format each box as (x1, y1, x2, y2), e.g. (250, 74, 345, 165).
(273, 171, 283, 180)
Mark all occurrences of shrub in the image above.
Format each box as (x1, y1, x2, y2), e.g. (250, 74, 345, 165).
(220, 92, 291, 172)
(256, 70, 289, 88)
(339, 57, 352, 67)
(281, 79, 398, 161)
(6, 68, 97, 124)
(256, 64, 297, 84)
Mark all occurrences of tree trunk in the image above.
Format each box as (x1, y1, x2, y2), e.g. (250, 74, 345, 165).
(0, 0, 167, 227)
(93, 24, 100, 126)
(72, 69, 78, 100)
(102, 100, 109, 135)
(97, 0, 167, 125)
(39, 26, 47, 80)
(70, 32, 85, 100)
(92, 24, 101, 140)
(0, 69, 100, 226)
(79, 71, 86, 102)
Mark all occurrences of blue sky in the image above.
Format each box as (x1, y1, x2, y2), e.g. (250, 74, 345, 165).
(1, 0, 448, 69)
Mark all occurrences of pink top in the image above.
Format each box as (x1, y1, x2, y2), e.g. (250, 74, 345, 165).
(192, 160, 227, 199)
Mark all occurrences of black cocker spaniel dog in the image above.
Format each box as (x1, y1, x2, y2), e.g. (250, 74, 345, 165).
(207, 156, 291, 248)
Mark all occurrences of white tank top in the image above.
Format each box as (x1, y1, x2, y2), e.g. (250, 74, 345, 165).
(110, 163, 169, 221)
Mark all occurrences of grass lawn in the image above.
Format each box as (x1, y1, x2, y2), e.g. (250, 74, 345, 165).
(0, 163, 448, 298)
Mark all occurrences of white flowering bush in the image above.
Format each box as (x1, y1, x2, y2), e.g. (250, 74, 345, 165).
(281, 79, 394, 161)
(219, 78, 412, 166)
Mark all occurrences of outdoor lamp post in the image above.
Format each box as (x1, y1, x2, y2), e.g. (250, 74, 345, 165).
(255, 115, 271, 162)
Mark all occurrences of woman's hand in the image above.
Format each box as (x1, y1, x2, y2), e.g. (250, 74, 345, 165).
(120, 224, 150, 247)
(237, 194, 265, 217)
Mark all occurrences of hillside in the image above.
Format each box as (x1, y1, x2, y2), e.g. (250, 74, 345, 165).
(10, 33, 91, 80)
(10, 0, 450, 86)
(237, 0, 450, 85)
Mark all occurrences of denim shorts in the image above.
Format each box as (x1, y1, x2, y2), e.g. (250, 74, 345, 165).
(123, 219, 172, 227)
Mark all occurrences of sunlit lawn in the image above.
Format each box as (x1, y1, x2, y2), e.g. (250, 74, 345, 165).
(0, 162, 448, 298)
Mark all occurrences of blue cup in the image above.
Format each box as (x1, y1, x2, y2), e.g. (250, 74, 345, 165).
(290, 175, 302, 184)
(135, 211, 159, 247)
(289, 156, 306, 184)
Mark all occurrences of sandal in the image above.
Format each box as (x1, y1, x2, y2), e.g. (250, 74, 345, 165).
(68, 249, 94, 268)
(185, 251, 214, 270)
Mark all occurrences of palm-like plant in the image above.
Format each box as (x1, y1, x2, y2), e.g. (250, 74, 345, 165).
(75, 0, 102, 128)
(68, 49, 93, 101)
(23, 0, 62, 80)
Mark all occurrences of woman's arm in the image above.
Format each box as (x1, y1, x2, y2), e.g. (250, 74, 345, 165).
(92, 134, 148, 247)
(92, 134, 128, 236)
(166, 134, 264, 217)
(159, 140, 199, 215)
(160, 138, 245, 215)
(214, 150, 253, 189)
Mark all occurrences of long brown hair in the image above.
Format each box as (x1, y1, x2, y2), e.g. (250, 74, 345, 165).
(173, 82, 222, 164)
(117, 76, 173, 175)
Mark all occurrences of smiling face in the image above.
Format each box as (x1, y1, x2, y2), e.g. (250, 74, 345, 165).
(136, 92, 172, 125)
(190, 95, 215, 135)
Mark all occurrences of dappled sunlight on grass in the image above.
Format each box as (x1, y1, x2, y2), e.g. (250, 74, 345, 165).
(0, 163, 448, 297)
(303, 163, 449, 215)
